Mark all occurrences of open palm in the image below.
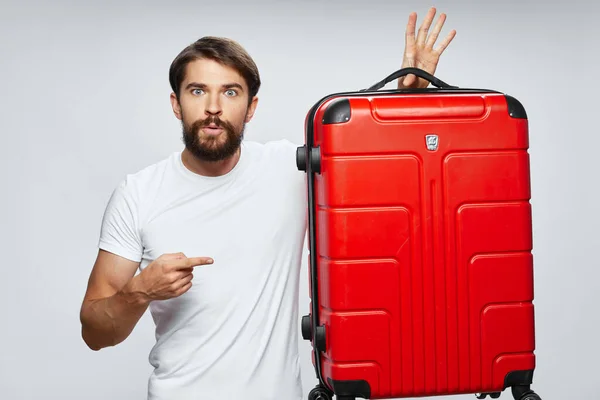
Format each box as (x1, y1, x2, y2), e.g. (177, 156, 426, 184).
(399, 7, 456, 89)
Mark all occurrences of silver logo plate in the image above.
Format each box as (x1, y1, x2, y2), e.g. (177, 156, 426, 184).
(425, 134, 439, 151)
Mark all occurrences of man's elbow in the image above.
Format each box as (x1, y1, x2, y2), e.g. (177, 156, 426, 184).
(81, 326, 104, 351)
(85, 342, 103, 352)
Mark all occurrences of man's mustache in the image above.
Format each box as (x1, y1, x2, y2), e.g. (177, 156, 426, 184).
(199, 115, 222, 127)
(190, 115, 235, 131)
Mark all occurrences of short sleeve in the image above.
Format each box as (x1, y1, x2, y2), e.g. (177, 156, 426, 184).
(98, 179, 143, 262)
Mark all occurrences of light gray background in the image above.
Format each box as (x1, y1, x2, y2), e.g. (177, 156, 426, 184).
(1, 0, 598, 398)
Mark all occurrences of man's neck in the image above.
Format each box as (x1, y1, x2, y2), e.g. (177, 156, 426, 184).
(181, 147, 241, 177)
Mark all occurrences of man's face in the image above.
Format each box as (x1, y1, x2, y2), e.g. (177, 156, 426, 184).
(170, 58, 258, 162)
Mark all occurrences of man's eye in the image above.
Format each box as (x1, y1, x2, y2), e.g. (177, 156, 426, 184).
(192, 89, 204, 95)
(225, 89, 237, 96)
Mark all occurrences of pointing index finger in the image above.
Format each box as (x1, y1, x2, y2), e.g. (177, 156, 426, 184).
(173, 257, 214, 269)
(189, 257, 214, 267)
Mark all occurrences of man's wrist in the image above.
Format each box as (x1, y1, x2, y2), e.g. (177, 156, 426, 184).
(120, 276, 151, 307)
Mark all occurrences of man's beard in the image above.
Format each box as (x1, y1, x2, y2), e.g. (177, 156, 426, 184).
(181, 114, 245, 162)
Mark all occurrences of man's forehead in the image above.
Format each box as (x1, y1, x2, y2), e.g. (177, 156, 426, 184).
(183, 58, 245, 86)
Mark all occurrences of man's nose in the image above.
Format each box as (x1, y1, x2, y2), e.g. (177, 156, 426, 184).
(205, 95, 222, 116)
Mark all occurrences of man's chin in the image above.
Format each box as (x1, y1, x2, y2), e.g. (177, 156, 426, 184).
(187, 142, 239, 162)
(181, 122, 244, 162)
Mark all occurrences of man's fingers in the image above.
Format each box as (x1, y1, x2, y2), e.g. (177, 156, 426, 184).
(172, 273, 194, 292)
(161, 252, 186, 260)
(175, 281, 193, 297)
(188, 257, 214, 267)
(405, 12, 417, 46)
(416, 7, 436, 46)
(168, 256, 214, 270)
(178, 267, 194, 274)
(404, 74, 416, 87)
(434, 29, 457, 54)
(426, 12, 447, 49)
(184, 257, 214, 269)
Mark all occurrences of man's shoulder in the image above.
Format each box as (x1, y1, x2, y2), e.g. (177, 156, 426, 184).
(245, 138, 301, 152)
(245, 138, 302, 163)
(112, 152, 178, 200)
(244, 139, 303, 173)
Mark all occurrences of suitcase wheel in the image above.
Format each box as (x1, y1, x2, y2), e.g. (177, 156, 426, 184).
(476, 393, 501, 399)
(519, 393, 541, 400)
(476, 389, 542, 400)
(511, 386, 542, 400)
(307, 385, 333, 400)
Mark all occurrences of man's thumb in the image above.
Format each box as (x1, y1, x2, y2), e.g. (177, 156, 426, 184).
(401, 74, 415, 87)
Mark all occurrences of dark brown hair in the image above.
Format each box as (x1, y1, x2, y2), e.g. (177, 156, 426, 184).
(169, 36, 261, 104)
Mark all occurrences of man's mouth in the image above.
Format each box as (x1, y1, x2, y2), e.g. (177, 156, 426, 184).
(201, 123, 223, 135)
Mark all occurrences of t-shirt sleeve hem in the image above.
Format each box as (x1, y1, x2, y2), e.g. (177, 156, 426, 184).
(98, 240, 143, 263)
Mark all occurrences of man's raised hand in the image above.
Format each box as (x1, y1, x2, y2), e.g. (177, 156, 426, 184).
(399, 7, 457, 89)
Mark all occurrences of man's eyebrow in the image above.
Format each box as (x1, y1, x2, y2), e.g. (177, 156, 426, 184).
(185, 82, 244, 91)
(185, 82, 206, 90)
(223, 83, 244, 91)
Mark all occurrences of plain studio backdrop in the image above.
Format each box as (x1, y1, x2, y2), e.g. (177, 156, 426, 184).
(1, 0, 598, 398)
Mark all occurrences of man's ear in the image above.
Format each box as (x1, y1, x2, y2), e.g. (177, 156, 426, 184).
(245, 96, 259, 123)
(170, 92, 182, 121)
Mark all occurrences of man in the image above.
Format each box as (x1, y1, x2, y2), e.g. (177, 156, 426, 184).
(79, 7, 456, 400)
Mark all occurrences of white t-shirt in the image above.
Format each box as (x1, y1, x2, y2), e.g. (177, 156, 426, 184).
(98, 139, 308, 400)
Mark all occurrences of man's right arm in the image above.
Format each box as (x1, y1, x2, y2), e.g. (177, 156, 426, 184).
(80, 249, 213, 351)
(79, 249, 148, 351)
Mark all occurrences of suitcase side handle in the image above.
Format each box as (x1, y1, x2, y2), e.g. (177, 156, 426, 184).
(364, 67, 458, 91)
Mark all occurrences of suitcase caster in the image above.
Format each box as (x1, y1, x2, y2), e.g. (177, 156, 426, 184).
(307, 385, 333, 400)
(512, 388, 542, 400)
(511, 385, 542, 400)
(519, 395, 541, 400)
(476, 393, 501, 399)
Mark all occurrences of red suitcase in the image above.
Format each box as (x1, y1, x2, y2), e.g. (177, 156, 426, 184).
(296, 68, 541, 400)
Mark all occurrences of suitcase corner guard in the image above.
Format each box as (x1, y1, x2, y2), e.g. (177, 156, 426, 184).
(504, 94, 527, 119)
(321, 97, 351, 125)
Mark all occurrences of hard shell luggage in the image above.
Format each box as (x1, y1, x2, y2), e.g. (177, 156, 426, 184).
(296, 68, 542, 400)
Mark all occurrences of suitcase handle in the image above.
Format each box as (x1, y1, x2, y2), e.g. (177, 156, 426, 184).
(364, 67, 458, 91)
